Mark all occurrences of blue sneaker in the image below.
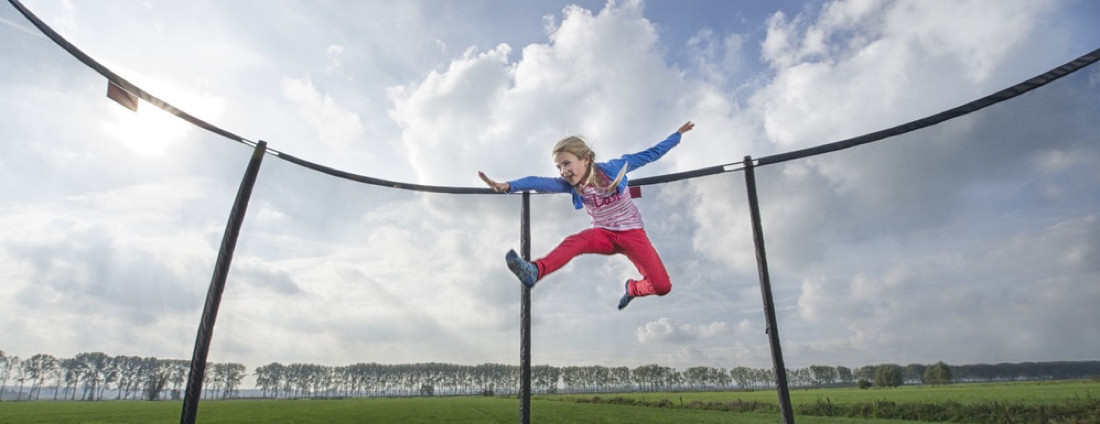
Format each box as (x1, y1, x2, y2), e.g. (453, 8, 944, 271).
(618, 280, 634, 310)
(505, 249, 538, 288)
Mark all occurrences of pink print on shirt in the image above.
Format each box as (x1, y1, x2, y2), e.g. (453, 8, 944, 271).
(578, 184, 644, 231)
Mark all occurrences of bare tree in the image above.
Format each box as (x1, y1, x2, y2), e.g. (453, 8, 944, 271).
(13, 358, 28, 400)
(50, 358, 66, 400)
(254, 362, 283, 398)
(0, 351, 12, 400)
(75, 352, 110, 400)
(166, 360, 188, 400)
(113, 356, 140, 400)
(23, 353, 58, 400)
(220, 363, 247, 399)
(837, 366, 854, 384)
(61, 357, 84, 400)
(809, 365, 838, 387)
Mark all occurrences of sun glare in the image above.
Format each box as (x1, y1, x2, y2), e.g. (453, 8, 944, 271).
(99, 74, 225, 157)
(101, 104, 189, 157)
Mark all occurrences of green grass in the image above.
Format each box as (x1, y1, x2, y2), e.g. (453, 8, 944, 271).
(0, 380, 1095, 424)
(542, 379, 1100, 423)
(550, 379, 1100, 407)
(0, 396, 912, 424)
(0, 396, 918, 424)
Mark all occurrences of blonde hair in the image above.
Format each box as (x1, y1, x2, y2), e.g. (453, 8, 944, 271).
(552, 136, 627, 192)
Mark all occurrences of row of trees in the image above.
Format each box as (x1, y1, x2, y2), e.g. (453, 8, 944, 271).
(251, 362, 774, 398)
(950, 361, 1100, 382)
(246, 362, 936, 398)
(0, 350, 244, 401)
(4, 348, 1098, 401)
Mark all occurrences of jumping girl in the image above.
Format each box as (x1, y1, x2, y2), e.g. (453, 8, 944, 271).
(478, 121, 694, 310)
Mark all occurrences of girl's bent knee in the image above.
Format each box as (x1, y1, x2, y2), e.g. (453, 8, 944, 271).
(652, 280, 672, 296)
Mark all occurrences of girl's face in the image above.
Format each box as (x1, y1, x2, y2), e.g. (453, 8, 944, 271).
(554, 151, 591, 187)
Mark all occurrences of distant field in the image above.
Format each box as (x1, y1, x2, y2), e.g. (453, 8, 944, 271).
(0, 380, 1095, 424)
(546, 378, 1100, 406)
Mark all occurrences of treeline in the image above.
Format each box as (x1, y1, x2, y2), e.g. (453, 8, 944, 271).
(951, 361, 1100, 382)
(0, 350, 244, 401)
(3, 348, 1098, 401)
(251, 360, 1100, 398)
(253, 363, 719, 397)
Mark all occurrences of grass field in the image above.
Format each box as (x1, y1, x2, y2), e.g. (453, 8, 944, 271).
(0, 380, 1095, 424)
(547, 379, 1100, 406)
(0, 397, 916, 424)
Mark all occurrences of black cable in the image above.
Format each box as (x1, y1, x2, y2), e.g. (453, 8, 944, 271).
(274, 150, 495, 195)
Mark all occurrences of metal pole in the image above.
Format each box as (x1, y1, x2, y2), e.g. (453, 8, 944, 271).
(519, 191, 532, 424)
(743, 155, 795, 424)
(180, 141, 267, 424)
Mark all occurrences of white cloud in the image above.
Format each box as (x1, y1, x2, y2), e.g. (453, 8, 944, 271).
(387, 43, 515, 184)
(51, 0, 78, 36)
(785, 212, 1100, 366)
(282, 76, 366, 150)
(636, 317, 734, 343)
(882, 0, 1050, 83)
(756, 0, 1062, 151)
(387, 0, 707, 187)
(324, 44, 345, 75)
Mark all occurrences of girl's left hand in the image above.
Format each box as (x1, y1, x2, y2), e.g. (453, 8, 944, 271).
(678, 121, 695, 134)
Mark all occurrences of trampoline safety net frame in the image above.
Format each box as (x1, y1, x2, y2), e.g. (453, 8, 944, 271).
(9, 1, 1100, 423)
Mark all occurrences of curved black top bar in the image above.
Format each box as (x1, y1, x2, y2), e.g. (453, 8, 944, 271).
(10, 0, 1098, 193)
(276, 149, 737, 194)
(7, 0, 255, 147)
(756, 47, 1100, 166)
(274, 151, 495, 195)
(630, 163, 741, 186)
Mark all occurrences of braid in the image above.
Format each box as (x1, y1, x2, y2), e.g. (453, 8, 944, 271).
(606, 163, 627, 192)
(584, 152, 600, 188)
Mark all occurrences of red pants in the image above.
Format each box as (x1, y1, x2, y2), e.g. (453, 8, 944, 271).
(534, 228, 671, 297)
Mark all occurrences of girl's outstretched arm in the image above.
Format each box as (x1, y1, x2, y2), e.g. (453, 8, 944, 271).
(611, 121, 694, 172)
(478, 171, 510, 193)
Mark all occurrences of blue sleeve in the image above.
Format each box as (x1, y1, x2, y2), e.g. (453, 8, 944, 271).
(611, 131, 681, 173)
(507, 176, 572, 194)
(596, 131, 681, 197)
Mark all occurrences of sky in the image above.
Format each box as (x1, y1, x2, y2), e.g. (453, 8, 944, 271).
(2, 0, 1099, 382)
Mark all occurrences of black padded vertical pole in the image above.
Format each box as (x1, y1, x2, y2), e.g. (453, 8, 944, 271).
(180, 141, 266, 424)
(518, 192, 532, 424)
(743, 156, 795, 424)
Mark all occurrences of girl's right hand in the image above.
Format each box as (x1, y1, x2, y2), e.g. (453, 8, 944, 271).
(478, 171, 510, 193)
